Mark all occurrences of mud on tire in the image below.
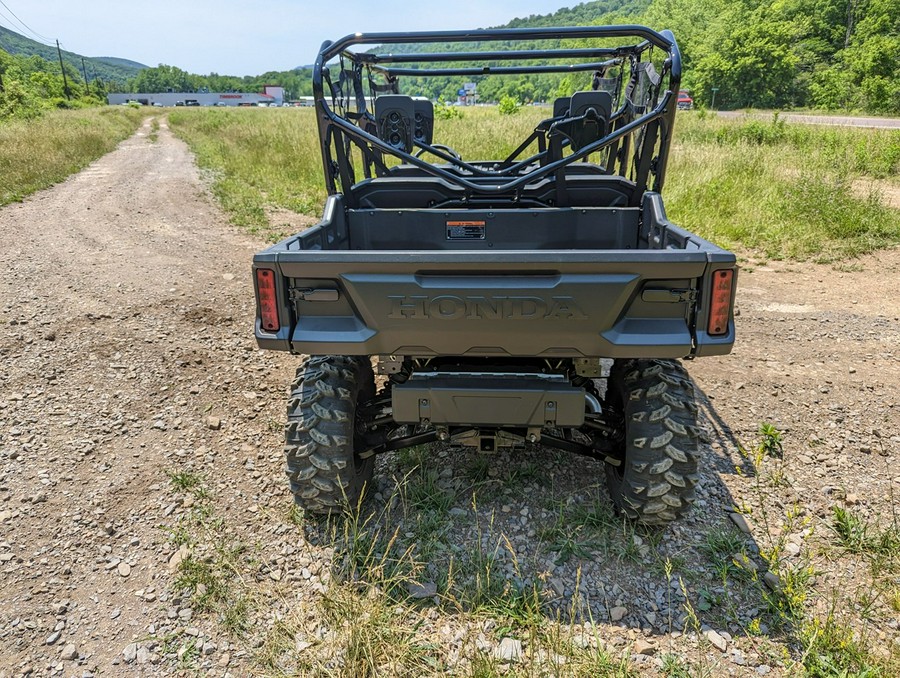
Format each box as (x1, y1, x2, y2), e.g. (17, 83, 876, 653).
(604, 358, 702, 526)
(284, 355, 375, 513)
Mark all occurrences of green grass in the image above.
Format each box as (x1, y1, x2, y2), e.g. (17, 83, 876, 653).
(153, 425, 900, 676)
(831, 506, 900, 561)
(168, 469, 202, 492)
(169, 106, 900, 260)
(737, 426, 900, 677)
(661, 653, 709, 678)
(168, 108, 325, 240)
(267, 492, 640, 676)
(539, 493, 641, 565)
(666, 113, 900, 261)
(700, 526, 751, 581)
(0, 106, 145, 206)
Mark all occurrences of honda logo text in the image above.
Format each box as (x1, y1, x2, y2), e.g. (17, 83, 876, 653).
(388, 295, 587, 320)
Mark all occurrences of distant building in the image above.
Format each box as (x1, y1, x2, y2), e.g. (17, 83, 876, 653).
(262, 85, 285, 105)
(107, 92, 276, 107)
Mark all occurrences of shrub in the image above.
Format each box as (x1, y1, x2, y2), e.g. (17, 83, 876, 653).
(434, 102, 462, 120)
(498, 95, 521, 116)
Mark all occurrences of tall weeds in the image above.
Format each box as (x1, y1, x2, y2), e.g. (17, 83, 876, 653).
(0, 107, 145, 206)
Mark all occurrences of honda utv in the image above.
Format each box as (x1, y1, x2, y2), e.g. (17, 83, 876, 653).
(252, 25, 737, 525)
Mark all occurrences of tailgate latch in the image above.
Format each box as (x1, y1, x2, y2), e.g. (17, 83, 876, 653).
(289, 287, 339, 302)
(641, 288, 697, 304)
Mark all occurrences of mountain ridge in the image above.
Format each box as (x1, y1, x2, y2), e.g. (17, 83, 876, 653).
(0, 25, 145, 83)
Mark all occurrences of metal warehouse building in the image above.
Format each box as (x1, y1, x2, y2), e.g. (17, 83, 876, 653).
(107, 92, 277, 107)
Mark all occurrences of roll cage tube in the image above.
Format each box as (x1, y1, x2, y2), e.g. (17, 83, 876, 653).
(311, 25, 681, 201)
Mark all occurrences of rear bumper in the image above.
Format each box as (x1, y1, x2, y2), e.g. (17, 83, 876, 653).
(254, 249, 736, 358)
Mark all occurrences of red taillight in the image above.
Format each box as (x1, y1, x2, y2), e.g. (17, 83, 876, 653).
(707, 269, 734, 336)
(256, 268, 280, 332)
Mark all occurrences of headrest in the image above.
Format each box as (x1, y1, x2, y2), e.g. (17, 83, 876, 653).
(564, 90, 613, 151)
(569, 90, 613, 120)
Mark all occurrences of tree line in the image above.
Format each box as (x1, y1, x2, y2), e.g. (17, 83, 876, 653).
(3, 0, 897, 118)
(645, 0, 900, 113)
(126, 64, 314, 100)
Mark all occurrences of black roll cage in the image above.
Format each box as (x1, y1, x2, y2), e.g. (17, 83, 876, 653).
(311, 25, 682, 207)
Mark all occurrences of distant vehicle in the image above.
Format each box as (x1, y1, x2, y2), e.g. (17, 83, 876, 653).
(677, 90, 693, 110)
(185, 100, 200, 107)
(152, 102, 164, 107)
(215, 102, 227, 107)
(175, 101, 185, 107)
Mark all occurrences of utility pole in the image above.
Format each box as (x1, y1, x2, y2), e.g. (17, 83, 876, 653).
(81, 57, 89, 86)
(56, 40, 71, 100)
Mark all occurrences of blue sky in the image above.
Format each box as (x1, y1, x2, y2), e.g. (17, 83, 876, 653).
(4, 0, 575, 76)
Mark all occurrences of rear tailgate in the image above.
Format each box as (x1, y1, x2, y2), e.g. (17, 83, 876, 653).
(254, 249, 735, 359)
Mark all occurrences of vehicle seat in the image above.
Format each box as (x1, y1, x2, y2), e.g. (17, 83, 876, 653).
(566, 90, 612, 150)
(413, 99, 434, 145)
(374, 95, 416, 153)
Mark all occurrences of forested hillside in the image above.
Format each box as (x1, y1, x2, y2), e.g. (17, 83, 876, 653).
(387, 0, 900, 113)
(643, 0, 900, 112)
(0, 26, 144, 84)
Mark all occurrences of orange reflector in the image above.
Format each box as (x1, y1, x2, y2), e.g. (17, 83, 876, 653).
(707, 269, 734, 336)
(256, 268, 280, 332)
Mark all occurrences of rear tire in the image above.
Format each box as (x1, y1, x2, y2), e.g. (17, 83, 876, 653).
(284, 355, 375, 513)
(604, 359, 701, 525)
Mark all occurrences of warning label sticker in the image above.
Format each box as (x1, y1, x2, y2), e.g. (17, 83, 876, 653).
(446, 220, 486, 240)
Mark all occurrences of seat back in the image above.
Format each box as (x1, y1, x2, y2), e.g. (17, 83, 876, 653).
(374, 95, 416, 153)
(413, 99, 434, 145)
(350, 176, 466, 209)
(552, 96, 571, 118)
(566, 90, 612, 150)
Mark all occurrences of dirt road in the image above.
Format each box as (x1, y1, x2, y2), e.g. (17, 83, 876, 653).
(718, 110, 900, 129)
(0, 118, 294, 674)
(1, 119, 898, 675)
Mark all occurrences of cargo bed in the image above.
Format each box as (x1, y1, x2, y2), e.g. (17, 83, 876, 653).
(254, 193, 736, 359)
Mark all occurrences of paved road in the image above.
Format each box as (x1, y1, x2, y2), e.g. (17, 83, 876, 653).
(717, 110, 900, 129)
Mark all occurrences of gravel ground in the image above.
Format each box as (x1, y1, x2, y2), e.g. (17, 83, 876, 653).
(1, 118, 898, 676)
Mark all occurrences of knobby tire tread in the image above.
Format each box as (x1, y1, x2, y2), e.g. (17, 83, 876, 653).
(284, 355, 375, 513)
(604, 358, 702, 525)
